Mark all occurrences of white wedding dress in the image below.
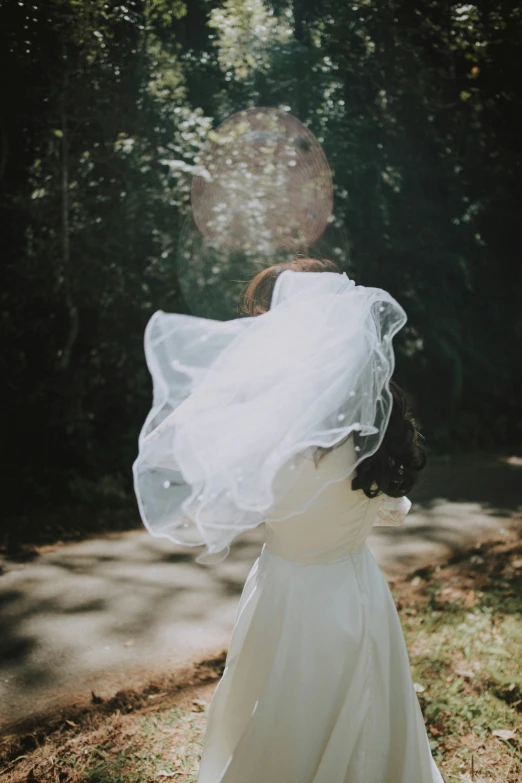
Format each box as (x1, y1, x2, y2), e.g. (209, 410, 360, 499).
(197, 439, 445, 783)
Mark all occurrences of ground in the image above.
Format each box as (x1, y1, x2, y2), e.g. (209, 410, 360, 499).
(2, 454, 521, 726)
(395, 526, 522, 782)
(1, 524, 521, 783)
(0, 454, 521, 782)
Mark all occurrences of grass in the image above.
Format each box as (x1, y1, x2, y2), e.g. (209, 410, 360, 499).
(390, 524, 522, 782)
(0, 660, 223, 783)
(1, 695, 210, 783)
(69, 704, 206, 783)
(1, 526, 521, 783)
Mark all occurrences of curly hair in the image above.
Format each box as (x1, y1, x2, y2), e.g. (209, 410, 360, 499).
(240, 257, 426, 499)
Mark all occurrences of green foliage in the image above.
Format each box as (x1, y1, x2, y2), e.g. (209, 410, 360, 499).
(67, 473, 129, 508)
(1, 0, 521, 520)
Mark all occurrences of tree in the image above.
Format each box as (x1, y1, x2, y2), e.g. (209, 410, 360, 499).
(1, 0, 520, 533)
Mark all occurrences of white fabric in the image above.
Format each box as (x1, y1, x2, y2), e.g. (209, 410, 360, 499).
(133, 270, 407, 564)
(375, 493, 412, 526)
(198, 440, 444, 783)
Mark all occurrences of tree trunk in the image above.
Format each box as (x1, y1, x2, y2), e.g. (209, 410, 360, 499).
(293, 0, 308, 119)
(58, 73, 79, 371)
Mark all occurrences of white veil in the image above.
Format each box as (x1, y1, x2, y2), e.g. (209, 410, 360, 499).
(133, 269, 407, 563)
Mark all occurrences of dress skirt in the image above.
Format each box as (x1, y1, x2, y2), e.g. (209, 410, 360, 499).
(198, 542, 445, 783)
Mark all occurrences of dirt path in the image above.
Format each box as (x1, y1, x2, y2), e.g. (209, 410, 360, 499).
(2, 525, 521, 783)
(1, 455, 520, 731)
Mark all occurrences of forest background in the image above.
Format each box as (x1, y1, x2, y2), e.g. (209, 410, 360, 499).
(1, 0, 521, 540)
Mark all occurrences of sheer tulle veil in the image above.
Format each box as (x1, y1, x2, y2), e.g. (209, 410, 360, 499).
(133, 268, 407, 563)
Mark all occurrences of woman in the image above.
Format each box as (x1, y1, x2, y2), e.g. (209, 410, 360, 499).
(134, 257, 445, 783)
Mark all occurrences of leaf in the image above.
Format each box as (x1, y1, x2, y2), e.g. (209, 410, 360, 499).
(492, 729, 516, 741)
(454, 666, 475, 679)
(460, 91, 472, 102)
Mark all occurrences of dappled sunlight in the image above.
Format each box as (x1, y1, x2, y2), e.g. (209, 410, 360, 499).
(369, 458, 522, 574)
(0, 529, 264, 726)
(0, 458, 520, 727)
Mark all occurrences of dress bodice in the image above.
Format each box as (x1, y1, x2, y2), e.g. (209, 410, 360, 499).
(264, 438, 410, 564)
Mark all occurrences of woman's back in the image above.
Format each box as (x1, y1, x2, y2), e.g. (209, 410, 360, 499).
(265, 438, 410, 564)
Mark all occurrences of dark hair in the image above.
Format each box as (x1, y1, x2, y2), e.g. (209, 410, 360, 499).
(349, 378, 426, 498)
(240, 257, 426, 498)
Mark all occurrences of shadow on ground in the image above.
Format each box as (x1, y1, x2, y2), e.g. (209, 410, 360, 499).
(0, 455, 520, 728)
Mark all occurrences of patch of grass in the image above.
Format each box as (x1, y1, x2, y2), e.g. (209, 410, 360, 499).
(0, 660, 224, 783)
(1, 528, 521, 782)
(391, 525, 522, 782)
(79, 705, 206, 783)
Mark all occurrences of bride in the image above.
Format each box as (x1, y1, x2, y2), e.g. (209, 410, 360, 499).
(134, 256, 445, 783)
